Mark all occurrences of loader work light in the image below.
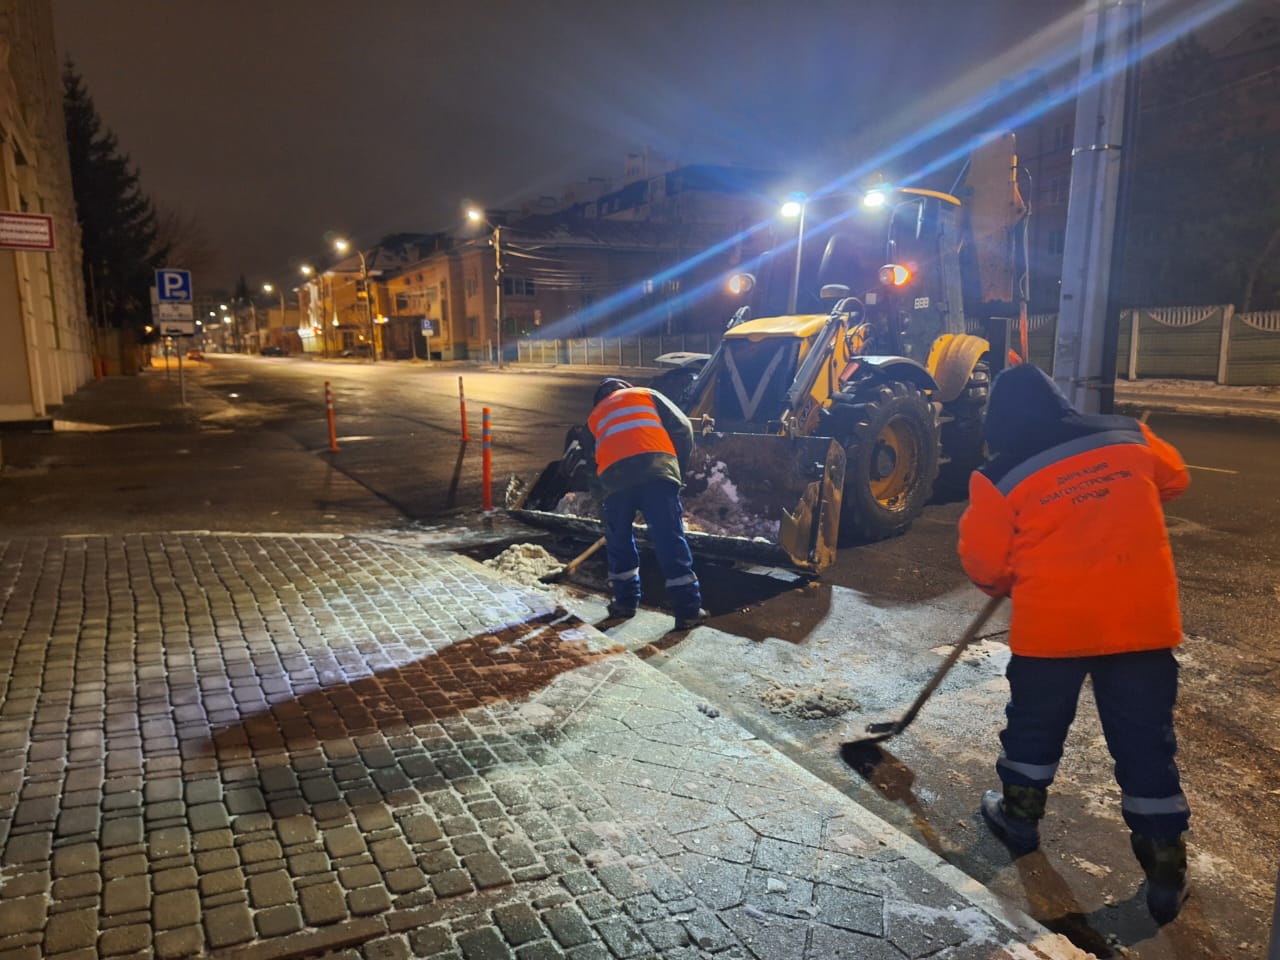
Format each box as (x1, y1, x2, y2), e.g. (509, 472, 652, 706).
(879, 264, 911, 286)
(727, 272, 756, 296)
(863, 188, 890, 208)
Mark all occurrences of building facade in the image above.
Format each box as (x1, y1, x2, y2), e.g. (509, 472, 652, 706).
(0, 0, 92, 421)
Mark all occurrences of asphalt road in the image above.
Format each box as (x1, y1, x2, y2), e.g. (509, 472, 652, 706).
(188, 356, 1280, 959)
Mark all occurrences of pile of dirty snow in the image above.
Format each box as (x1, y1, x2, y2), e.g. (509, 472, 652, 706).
(553, 491, 598, 517)
(542, 459, 782, 541)
(684, 460, 781, 540)
(483, 543, 562, 589)
(760, 681, 859, 720)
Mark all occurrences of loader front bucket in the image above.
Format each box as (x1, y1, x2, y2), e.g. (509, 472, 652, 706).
(507, 432, 845, 572)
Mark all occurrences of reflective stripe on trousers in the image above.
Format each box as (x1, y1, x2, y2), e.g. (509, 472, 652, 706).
(998, 648, 1189, 839)
(602, 480, 701, 617)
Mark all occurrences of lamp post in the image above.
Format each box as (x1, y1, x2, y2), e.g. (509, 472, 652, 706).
(334, 238, 377, 362)
(262, 282, 286, 352)
(780, 194, 807, 315)
(466, 207, 504, 368)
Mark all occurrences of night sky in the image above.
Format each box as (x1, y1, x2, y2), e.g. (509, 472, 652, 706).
(50, 0, 1239, 291)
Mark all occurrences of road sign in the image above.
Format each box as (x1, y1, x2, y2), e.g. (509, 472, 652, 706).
(155, 269, 192, 302)
(0, 212, 55, 251)
(155, 301, 195, 336)
(421, 318, 435, 334)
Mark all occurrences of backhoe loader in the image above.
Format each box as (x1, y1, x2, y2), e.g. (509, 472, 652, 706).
(507, 134, 1028, 571)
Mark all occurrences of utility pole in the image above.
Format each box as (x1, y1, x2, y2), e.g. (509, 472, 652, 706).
(494, 225, 504, 368)
(1052, 0, 1143, 414)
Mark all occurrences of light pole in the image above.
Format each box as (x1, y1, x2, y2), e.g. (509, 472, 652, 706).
(334, 238, 377, 362)
(262, 282, 286, 352)
(780, 194, 807, 315)
(466, 207, 504, 368)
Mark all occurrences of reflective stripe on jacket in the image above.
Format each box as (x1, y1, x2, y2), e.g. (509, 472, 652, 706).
(958, 422, 1189, 658)
(588, 388, 678, 475)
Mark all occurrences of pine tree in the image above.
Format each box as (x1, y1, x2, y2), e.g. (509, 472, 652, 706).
(63, 60, 166, 330)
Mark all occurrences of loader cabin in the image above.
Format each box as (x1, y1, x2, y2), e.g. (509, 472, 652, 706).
(684, 187, 967, 433)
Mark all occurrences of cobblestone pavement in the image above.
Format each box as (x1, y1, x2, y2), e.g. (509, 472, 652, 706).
(0, 533, 1085, 960)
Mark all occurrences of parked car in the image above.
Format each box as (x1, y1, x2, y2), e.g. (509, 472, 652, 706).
(186, 349, 205, 360)
(259, 345, 286, 356)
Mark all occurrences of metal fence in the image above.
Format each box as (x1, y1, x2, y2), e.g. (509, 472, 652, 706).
(515, 334, 715, 368)
(515, 309, 1280, 385)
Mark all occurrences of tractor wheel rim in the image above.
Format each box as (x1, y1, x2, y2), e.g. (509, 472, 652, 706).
(869, 417, 918, 506)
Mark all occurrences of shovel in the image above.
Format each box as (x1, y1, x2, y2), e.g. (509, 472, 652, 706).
(841, 595, 1006, 751)
(539, 536, 608, 584)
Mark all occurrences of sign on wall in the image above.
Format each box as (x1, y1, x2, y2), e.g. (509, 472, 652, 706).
(0, 212, 55, 251)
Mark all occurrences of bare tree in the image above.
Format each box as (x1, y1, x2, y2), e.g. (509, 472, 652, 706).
(152, 204, 218, 278)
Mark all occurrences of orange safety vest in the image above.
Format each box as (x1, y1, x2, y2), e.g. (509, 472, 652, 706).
(958, 423, 1189, 658)
(588, 388, 677, 475)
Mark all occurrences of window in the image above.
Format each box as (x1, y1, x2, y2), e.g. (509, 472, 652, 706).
(1047, 229, 1066, 256)
(395, 293, 410, 311)
(1052, 122, 1072, 152)
(466, 276, 478, 297)
(468, 315, 478, 337)
(502, 276, 535, 297)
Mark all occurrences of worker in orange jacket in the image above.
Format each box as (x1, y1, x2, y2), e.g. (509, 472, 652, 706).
(958, 364, 1191, 925)
(587, 378, 707, 631)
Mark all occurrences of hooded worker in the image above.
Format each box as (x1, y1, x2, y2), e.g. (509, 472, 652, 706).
(586, 377, 707, 631)
(958, 364, 1192, 925)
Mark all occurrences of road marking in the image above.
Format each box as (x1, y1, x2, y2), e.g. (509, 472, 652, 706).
(1186, 463, 1238, 474)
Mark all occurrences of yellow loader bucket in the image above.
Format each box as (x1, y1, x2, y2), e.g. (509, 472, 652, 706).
(507, 433, 845, 572)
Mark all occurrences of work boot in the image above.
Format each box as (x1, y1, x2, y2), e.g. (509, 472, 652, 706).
(605, 601, 637, 620)
(980, 784, 1046, 856)
(1131, 833, 1188, 925)
(673, 608, 709, 631)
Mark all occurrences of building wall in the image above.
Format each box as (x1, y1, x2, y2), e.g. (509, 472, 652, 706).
(0, 0, 92, 421)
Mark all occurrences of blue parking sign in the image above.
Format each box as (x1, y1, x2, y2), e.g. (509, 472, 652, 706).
(421, 318, 435, 334)
(156, 269, 192, 302)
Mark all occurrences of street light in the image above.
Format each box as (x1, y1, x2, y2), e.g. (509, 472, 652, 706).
(780, 193, 808, 315)
(334, 238, 377, 362)
(466, 207, 504, 368)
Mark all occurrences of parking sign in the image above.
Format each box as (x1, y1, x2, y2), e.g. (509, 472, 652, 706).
(156, 269, 192, 303)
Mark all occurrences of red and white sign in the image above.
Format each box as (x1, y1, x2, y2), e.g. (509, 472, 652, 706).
(0, 212, 55, 251)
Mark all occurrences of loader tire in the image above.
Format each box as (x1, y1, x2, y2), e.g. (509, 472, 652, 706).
(838, 381, 940, 543)
(935, 361, 990, 499)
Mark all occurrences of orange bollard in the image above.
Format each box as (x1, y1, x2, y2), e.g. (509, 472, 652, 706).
(482, 407, 492, 512)
(458, 376, 471, 442)
(325, 381, 340, 452)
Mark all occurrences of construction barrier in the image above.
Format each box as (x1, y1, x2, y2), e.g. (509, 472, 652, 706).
(482, 407, 492, 512)
(325, 381, 340, 452)
(458, 376, 470, 442)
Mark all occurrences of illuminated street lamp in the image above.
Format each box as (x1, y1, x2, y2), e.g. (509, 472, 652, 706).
(466, 207, 504, 367)
(780, 193, 808, 315)
(334, 237, 377, 362)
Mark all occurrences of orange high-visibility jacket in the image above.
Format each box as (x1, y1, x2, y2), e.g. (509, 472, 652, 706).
(588, 387, 678, 474)
(958, 421, 1190, 658)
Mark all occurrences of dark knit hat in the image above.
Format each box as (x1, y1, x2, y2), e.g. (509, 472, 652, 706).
(982, 365, 1076, 456)
(593, 377, 632, 406)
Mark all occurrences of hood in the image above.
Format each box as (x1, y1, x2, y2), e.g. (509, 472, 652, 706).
(982, 365, 1076, 457)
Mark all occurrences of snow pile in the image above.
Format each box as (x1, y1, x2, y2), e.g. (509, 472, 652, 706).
(553, 491, 598, 517)
(543, 460, 781, 542)
(684, 460, 781, 540)
(760, 681, 859, 719)
(483, 543, 563, 589)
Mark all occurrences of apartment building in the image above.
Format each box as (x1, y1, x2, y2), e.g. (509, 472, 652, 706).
(0, 0, 93, 421)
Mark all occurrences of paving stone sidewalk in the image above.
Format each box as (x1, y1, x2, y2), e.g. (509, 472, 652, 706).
(0, 533, 1086, 960)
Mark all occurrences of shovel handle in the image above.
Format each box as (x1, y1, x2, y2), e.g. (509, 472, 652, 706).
(892, 595, 1006, 731)
(564, 536, 607, 575)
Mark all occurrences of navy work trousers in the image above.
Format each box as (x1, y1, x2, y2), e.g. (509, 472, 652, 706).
(601, 481, 701, 618)
(997, 648, 1190, 840)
